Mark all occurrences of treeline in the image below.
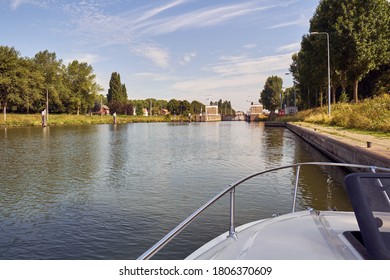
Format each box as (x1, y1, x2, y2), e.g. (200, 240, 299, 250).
(0, 46, 102, 118)
(106, 72, 236, 116)
(288, 0, 390, 110)
(0, 46, 236, 118)
(109, 97, 236, 117)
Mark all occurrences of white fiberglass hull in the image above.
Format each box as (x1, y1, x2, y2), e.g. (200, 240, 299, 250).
(186, 210, 390, 260)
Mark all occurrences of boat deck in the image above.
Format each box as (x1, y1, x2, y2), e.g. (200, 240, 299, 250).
(186, 210, 370, 260)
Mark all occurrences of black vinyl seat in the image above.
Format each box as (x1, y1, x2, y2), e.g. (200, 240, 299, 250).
(345, 173, 390, 260)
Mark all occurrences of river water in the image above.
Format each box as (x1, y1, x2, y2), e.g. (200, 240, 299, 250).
(0, 122, 352, 260)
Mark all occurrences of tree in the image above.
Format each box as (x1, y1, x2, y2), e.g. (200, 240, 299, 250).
(107, 72, 127, 104)
(33, 50, 65, 113)
(0, 46, 22, 121)
(167, 99, 180, 115)
(217, 99, 234, 115)
(65, 60, 102, 115)
(190, 100, 203, 114)
(310, 0, 390, 103)
(260, 76, 283, 112)
(181, 100, 191, 116)
(17, 57, 46, 113)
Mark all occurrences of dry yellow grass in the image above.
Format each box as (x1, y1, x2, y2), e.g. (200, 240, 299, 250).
(278, 94, 390, 133)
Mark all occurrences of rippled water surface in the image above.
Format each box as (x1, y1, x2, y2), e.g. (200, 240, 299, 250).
(0, 122, 351, 259)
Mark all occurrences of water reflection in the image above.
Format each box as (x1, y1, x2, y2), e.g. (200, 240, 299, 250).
(0, 122, 350, 259)
(293, 137, 351, 211)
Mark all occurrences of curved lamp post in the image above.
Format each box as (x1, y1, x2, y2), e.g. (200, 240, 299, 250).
(310, 31, 331, 117)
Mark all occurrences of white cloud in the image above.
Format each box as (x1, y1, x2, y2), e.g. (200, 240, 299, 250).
(63, 53, 101, 65)
(180, 52, 197, 65)
(205, 53, 293, 77)
(139, 2, 276, 36)
(243, 44, 257, 49)
(133, 72, 176, 82)
(171, 52, 295, 110)
(276, 42, 300, 53)
(9, 0, 48, 10)
(133, 44, 170, 68)
(134, 0, 188, 23)
(58, 1, 290, 69)
(10, 0, 23, 10)
(267, 13, 310, 29)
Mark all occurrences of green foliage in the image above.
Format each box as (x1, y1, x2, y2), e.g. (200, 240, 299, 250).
(167, 99, 180, 115)
(260, 76, 283, 112)
(106, 72, 129, 114)
(0, 46, 102, 118)
(291, 0, 390, 106)
(0, 46, 22, 118)
(107, 72, 127, 105)
(190, 100, 203, 114)
(338, 92, 349, 103)
(217, 99, 235, 115)
(65, 60, 101, 115)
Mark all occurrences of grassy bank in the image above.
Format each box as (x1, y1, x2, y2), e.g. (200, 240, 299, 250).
(1, 113, 170, 127)
(277, 94, 390, 133)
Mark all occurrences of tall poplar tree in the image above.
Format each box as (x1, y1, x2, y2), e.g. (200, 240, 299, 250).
(310, 0, 390, 103)
(260, 76, 283, 112)
(107, 72, 127, 103)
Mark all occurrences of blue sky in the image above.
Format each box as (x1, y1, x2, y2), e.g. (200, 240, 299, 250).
(1, 0, 319, 111)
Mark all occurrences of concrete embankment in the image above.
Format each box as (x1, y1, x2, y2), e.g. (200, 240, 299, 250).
(286, 123, 390, 168)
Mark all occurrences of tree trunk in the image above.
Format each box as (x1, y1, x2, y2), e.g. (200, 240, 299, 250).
(353, 79, 359, 103)
(319, 90, 323, 107)
(341, 84, 346, 94)
(331, 86, 336, 104)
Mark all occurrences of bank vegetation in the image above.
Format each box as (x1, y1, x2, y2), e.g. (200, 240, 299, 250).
(278, 94, 390, 133)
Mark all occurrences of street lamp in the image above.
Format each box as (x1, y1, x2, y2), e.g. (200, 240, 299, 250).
(46, 87, 49, 122)
(310, 31, 331, 117)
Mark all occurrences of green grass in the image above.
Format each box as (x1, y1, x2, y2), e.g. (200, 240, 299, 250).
(0, 113, 170, 127)
(277, 94, 390, 133)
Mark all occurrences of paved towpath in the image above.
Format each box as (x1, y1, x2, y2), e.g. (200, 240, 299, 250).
(292, 122, 390, 161)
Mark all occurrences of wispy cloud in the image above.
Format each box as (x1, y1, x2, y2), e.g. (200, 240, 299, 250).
(10, 0, 23, 10)
(63, 53, 101, 65)
(204, 53, 293, 77)
(9, 0, 50, 10)
(133, 44, 170, 68)
(59, 1, 279, 68)
(134, 0, 188, 23)
(276, 42, 300, 53)
(139, 2, 276, 36)
(243, 44, 257, 49)
(180, 52, 197, 65)
(133, 72, 177, 82)
(172, 52, 294, 109)
(267, 12, 310, 29)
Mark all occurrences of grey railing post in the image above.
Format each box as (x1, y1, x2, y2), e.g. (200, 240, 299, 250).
(292, 165, 301, 212)
(229, 187, 237, 239)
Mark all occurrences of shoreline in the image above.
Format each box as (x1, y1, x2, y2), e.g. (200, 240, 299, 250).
(286, 122, 390, 167)
(0, 113, 169, 128)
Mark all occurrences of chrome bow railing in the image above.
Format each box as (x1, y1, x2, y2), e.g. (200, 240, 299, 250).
(137, 162, 390, 260)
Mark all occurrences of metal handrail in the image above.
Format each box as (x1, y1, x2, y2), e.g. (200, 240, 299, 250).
(137, 162, 390, 260)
